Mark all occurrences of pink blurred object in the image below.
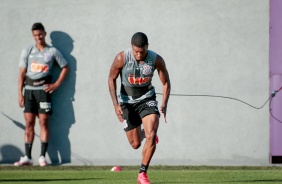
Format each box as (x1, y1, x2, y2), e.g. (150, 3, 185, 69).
(111, 166, 122, 172)
(156, 135, 159, 144)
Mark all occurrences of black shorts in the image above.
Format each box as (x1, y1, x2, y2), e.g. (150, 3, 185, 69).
(121, 95, 160, 132)
(24, 89, 52, 114)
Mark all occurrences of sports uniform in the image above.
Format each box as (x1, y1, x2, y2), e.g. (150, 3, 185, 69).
(19, 44, 67, 114)
(109, 32, 170, 184)
(15, 22, 69, 167)
(118, 48, 160, 132)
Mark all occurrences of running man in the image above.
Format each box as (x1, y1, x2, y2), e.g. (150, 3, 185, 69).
(108, 32, 170, 184)
(15, 22, 69, 166)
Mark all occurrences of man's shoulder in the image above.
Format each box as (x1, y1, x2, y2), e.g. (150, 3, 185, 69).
(148, 49, 157, 55)
(45, 45, 61, 54)
(115, 51, 125, 61)
(46, 44, 57, 50)
(20, 44, 34, 57)
(123, 48, 133, 57)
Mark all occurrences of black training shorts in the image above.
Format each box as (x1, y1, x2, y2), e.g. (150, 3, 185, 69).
(24, 89, 51, 114)
(121, 95, 160, 132)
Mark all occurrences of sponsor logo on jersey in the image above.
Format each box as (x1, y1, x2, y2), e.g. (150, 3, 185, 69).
(31, 62, 49, 73)
(128, 76, 150, 85)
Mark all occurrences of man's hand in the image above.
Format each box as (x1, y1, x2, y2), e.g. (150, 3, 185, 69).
(115, 105, 124, 123)
(18, 94, 24, 108)
(160, 105, 167, 123)
(44, 83, 59, 94)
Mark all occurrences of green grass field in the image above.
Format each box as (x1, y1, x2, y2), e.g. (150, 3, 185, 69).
(1, 166, 282, 184)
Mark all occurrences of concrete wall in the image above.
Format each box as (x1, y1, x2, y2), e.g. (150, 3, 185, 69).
(0, 0, 269, 166)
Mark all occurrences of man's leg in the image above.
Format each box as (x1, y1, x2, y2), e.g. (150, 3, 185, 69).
(38, 113, 49, 166)
(126, 125, 142, 149)
(122, 103, 143, 149)
(140, 114, 159, 171)
(137, 114, 159, 183)
(38, 113, 49, 143)
(14, 113, 36, 166)
(24, 112, 37, 159)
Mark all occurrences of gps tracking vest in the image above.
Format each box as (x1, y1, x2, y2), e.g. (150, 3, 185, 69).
(119, 48, 157, 104)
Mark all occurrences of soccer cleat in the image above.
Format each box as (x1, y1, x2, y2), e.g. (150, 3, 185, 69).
(155, 135, 159, 144)
(141, 129, 159, 144)
(38, 156, 48, 167)
(137, 172, 151, 184)
(14, 156, 33, 166)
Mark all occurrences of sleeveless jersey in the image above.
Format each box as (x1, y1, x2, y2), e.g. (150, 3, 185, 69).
(118, 48, 157, 104)
(19, 44, 67, 90)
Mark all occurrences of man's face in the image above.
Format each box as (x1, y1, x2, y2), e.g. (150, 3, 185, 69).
(32, 30, 46, 46)
(132, 44, 148, 61)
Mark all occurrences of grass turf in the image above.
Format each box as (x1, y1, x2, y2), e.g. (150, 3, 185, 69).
(0, 166, 282, 184)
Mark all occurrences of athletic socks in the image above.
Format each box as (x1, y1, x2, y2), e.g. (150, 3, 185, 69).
(40, 141, 48, 157)
(139, 164, 148, 173)
(24, 142, 48, 159)
(25, 142, 33, 159)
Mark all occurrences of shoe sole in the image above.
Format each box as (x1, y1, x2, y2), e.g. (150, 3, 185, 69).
(137, 180, 150, 184)
(137, 178, 151, 184)
(14, 162, 33, 166)
(39, 162, 48, 167)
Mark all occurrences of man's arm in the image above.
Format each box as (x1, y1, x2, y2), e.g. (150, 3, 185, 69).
(155, 55, 171, 123)
(44, 65, 69, 93)
(108, 51, 124, 122)
(18, 67, 27, 107)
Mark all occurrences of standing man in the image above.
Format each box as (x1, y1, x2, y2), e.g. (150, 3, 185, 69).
(108, 32, 170, 184)
(15, 23, 69, 166)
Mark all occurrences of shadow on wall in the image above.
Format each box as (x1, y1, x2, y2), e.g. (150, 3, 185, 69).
(0, 112, 93, 165)
(48, 31, 76, 165)
(0, 112, 28, 164)
(0, 145, 24, 164)
(0, 32, 92, 165)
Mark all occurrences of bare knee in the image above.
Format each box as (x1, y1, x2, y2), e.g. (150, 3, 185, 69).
(40, 122, 48, 131)
(145, 131, 156, 145)
(25, 122, 35, 138)
(25, 116, 35, 128)
(130, 141, 141, 149)
(25, 128, 34, 136)
(39, 114, 49, 130)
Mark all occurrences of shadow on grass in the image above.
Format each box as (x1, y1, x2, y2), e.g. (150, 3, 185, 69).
(154, 182, 193, 184)
(154, 180, 282, 184)
(229, 179, 282, 183)
(0, 178, 104, 182)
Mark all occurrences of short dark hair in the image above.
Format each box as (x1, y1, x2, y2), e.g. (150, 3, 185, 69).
(131, 32, 148, 47)
(31, 22, 45, 31)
